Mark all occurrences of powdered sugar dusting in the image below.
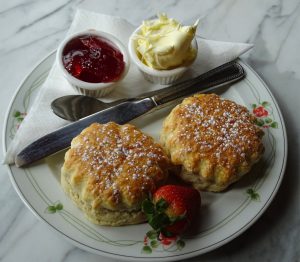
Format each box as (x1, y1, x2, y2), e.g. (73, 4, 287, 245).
(69, 122, 169, 208)
(164, 94, 264, 169)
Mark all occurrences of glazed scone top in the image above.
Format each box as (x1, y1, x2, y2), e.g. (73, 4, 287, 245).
(63, 122, 169, 211)
(161, 94, 264, 175)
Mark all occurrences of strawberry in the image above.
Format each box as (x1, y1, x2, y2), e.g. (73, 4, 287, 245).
(142, 185, 201, 237)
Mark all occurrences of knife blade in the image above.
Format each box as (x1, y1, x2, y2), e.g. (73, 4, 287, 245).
(15, 98, 156, 167)
(15, 61, 245, 167)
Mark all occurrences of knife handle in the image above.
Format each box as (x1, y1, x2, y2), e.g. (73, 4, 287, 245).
(149, 61, 245, 106)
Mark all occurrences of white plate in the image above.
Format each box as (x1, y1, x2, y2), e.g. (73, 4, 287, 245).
(3, 52, 287, 261)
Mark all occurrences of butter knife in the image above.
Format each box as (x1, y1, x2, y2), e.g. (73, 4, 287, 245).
(15, 61, 244, 167)
(52, 61, 244, 121)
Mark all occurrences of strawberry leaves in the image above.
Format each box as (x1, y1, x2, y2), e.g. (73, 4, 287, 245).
(142, 198, 186, 237)
(142, 185, 200, 239)
(141, 185, 200, 254)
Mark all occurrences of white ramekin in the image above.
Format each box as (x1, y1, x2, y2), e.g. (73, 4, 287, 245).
(128, 26, 198, 85)
(56, 30, 130, 97)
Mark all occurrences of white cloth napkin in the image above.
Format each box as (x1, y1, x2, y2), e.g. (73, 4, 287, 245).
(4, 9, 253, 165)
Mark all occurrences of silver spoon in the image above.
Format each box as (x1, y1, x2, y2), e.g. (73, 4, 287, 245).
(51, 95, 129, 121)
(51, 61, 245, 121)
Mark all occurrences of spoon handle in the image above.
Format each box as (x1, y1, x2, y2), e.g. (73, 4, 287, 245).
(147, 61, 245, 106)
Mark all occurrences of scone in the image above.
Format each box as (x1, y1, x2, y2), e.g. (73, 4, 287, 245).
(160, 94, 264, 192)
(61, 122, 169, 226)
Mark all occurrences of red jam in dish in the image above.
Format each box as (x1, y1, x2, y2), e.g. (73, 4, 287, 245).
(62, 34, 125, 83)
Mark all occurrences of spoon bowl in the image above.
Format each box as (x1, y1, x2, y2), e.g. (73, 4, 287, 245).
(51, 95, 126, 121)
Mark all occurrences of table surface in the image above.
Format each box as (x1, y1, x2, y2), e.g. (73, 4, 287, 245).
(1, 0, 299, 261)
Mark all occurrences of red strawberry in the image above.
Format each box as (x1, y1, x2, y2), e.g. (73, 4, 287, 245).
(142, 185, 201, 237)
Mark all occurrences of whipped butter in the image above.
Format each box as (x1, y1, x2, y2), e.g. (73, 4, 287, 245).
(135, 14, 198, 70)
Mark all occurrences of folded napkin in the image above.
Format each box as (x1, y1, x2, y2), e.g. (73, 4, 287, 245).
(4, 9, 253, 165)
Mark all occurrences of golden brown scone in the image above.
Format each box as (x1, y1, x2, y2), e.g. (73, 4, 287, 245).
(160, 94, 264, 192)
(61, 122, 169, 226)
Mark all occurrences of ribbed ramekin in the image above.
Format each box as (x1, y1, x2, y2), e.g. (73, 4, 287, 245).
(128, 26, 197, 85)
(57, 30, 130, 97)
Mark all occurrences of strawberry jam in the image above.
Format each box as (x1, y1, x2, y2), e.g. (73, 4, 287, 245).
(62, 34, 125, 83)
